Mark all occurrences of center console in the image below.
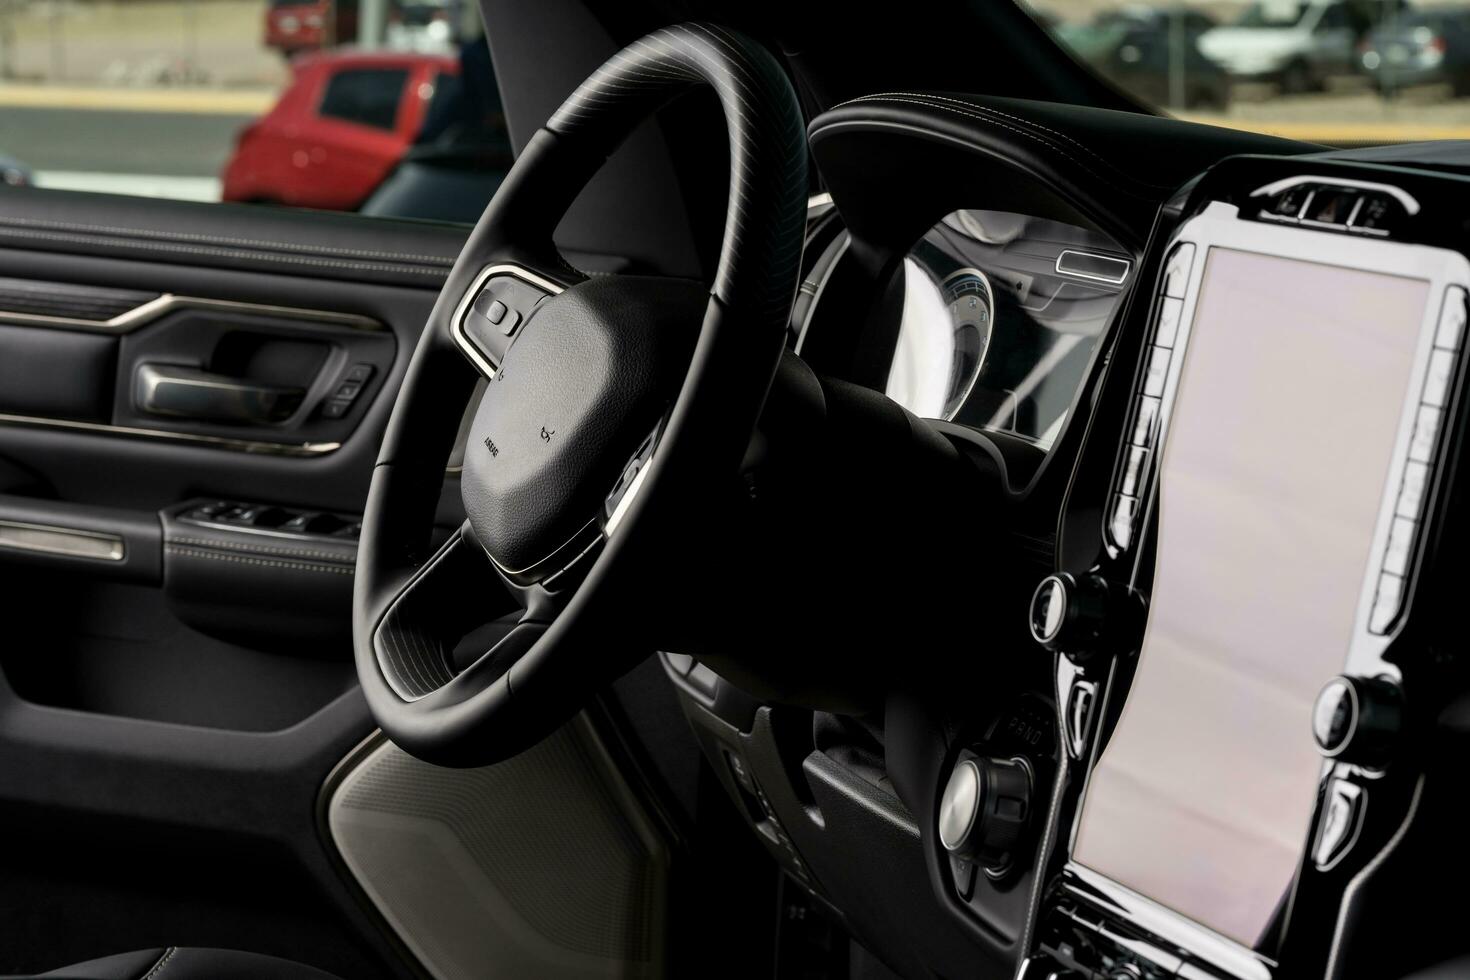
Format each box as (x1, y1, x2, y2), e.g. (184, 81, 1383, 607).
(1001, 156, 1470, 980)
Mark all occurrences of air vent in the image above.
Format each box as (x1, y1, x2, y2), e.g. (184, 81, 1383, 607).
(1055, 250, 1131, 285)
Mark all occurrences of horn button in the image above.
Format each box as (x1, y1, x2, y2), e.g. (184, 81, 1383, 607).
(462, 274, 707, 580)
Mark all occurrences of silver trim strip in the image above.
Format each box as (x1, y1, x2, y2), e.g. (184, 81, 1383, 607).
(1055, 249, 1132, 285)
(0, 292, 383, 333)
(450, 264, 565, 377)
(603, 459, 650, 538)
(0, 412, 340, 456)
(0, 520, 124, 561)
(1249, 175, 1421, 216)
(793, 233, 850, 355)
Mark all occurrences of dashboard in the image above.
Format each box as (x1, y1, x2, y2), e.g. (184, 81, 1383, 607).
(799, 208, 1130, 452)
(663, 92, 1470, 980)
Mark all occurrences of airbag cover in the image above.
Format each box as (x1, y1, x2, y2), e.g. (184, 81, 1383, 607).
(462, 275, 706, 574)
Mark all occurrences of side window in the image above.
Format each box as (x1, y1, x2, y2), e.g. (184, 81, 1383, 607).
(319, 68, 410, 131)
(0, 1, 510, 223)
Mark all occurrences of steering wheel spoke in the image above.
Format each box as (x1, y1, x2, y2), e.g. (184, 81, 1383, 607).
(448, 260, 573, 378)
(371, 518, 590, 706)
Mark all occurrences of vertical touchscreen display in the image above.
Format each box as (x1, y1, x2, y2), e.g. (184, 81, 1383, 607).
(1073, 248, 1429, 947)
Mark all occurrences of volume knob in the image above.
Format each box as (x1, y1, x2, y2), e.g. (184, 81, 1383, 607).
(1312, 675, 1404, 769)
(1030, 572, 1113, 662)
(938, 755, 1032, 875)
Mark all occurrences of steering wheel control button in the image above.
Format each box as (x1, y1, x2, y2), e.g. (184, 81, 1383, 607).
(480, 297, 507, 325)
(1312, 778, 1366, 870)
(456, 271, 558, 373)
(1030, 572, 1122, 664)
(938, 755, 1032, 877)
(604, 424, 662, 534)
(1312, 675, 1404, 768)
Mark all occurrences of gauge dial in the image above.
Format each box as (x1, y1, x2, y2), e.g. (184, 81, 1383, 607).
(938, 268, 994, 420)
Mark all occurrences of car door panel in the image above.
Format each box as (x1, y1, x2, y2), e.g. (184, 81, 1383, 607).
(0, 187, 467, 976)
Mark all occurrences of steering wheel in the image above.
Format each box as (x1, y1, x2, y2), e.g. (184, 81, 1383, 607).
(353, 23, 808, 766)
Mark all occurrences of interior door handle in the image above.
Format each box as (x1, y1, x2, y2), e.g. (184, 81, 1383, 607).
(135, 364, 305, 424)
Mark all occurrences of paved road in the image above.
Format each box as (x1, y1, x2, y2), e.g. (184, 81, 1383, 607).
(0, 106, 255, 178)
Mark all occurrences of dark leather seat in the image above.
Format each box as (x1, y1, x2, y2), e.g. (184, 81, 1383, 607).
(23, 947, 342, 980)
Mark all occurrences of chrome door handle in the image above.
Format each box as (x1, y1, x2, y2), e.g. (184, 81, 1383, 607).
(135, 364, 305, 424)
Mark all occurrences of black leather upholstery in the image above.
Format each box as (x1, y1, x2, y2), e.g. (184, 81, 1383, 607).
(547, 22, 808, 325)
(24, 947, 341, 980)
(0, 186, 462, 288)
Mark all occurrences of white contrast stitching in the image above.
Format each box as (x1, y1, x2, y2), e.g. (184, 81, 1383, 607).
(0, 215, 455, 264)
(166, 545, 354, 574)
(141, 947, 177, 980)
(0, 227, 445, 277)
(169, 535, 354, 562)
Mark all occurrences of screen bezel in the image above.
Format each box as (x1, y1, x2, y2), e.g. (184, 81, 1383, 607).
(1062, 199, 1470, 976)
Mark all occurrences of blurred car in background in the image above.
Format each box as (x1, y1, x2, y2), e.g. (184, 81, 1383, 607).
(264, 0, 360, 56)
(360, 36, 513, 221)
(222, 49, 456, 211)
(1055, 7, 1231, 109)
(385, 0, 462, 53)
(1198, 0, 1402, 93)
(1360, 9, 1470, 96)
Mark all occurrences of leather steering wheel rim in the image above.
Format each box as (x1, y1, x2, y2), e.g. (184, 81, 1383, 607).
(353, 23, 808, 767)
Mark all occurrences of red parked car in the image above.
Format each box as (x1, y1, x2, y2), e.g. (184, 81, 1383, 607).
(222, 50, 456, 211)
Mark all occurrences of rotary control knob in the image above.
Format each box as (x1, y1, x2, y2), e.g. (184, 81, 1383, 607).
(1030, 572, 1116, 663)
(1312, 675, 1404, 769)
(938, 755, 1032, 875)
